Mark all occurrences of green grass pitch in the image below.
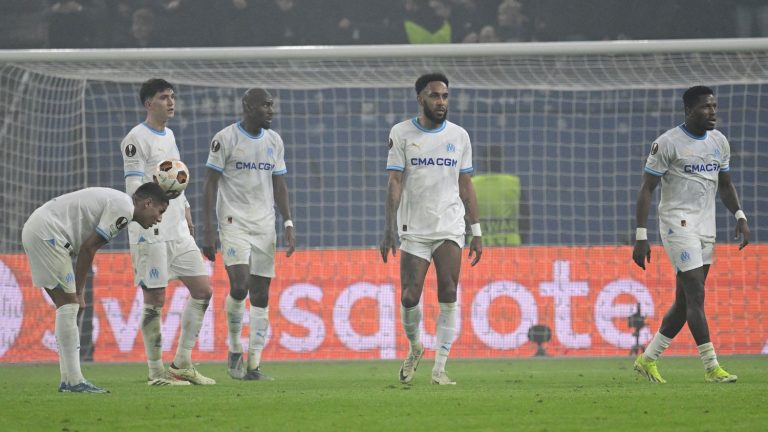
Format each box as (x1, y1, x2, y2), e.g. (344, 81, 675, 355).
(1, 356, 765, 431)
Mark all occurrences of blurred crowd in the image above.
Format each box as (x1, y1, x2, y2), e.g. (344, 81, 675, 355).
(2, 0, 768, 49)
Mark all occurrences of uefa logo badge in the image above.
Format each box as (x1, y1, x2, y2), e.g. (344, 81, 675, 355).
(446, 143, 456, 153)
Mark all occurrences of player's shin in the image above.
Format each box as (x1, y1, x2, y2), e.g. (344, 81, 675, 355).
(173, 298, 209, 369)
(433, 302, 457, 374)
(142, 304, 165, 378)
(401, 304, 422, 348)
(248, 306, 269, 370)
(226, 294, 246, 353)
(56, 304, 84, 385)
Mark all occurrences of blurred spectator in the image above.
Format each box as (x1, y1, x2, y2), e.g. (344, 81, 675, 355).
(399, 0, 452, 44)
(46, 1, 108, 48)
(130, 8, 163, 47)
(449, 0, 497, 43)
(496, 0, 530, 42)
(328, 0, 394, 44)
(0, 0, 48, 48)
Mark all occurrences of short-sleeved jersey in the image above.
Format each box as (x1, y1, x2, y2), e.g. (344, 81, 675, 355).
(25, 187, 133, 253)
(386, 118, 473, 241)
(120, 123, 189, 244)
(205, 122, 287, 232)
(644, 124, 731, 238)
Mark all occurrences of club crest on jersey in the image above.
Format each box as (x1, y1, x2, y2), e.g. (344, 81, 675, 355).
(125, 144, 137, 157)
(650, 142, 659, 155)
(711, 148, 721, 158)
(446, 143, 456, 153)
(266, 147, 274, 157)
(211, 140, 221, 152)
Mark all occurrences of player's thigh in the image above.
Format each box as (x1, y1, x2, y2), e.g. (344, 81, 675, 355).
(660, 231, 704, 273)
(23, 233, 76, 293)
(167, 236, 208, 279)
(249, 235, 277, 279)
(130, 242, 169, 289)
(399, 238, 431, 288)
(432, 239, 462, 286)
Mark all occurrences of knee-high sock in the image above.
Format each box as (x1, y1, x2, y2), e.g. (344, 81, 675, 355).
(226, 295, 246, 354)
(173, 298, 209, 369)
(401, 304, 422, 349)
(433, 302, 457, 374)
(56, 304, 84, 385)
(248, 306, 269, 370)
(643, 331, 672, 361)
(697, 342, 719, 371)
(141, 304, 165, 378)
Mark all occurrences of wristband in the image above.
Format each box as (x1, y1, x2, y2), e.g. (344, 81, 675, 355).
(284, 220, 294, 228)
(734, 210, 746, 221)
(635, 227, 648, 241)
(470, 223, 482, 237)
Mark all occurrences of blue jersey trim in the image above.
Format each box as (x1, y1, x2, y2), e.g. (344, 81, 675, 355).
(460, 167, 474, 173)
(141, 122, 167, 136)
(678, 124, 707, 141)
(721, 166, 730, 172)
(273, 169, 288, 176)
(206, 163, 224, 173)
(124, 171, 144, 178)
(644, 166, 665, 176)
(237, 122, 265, 139)
(386, 165, 405, 172)
(95, 227, 111, 241)
(411, 117, 446, 133)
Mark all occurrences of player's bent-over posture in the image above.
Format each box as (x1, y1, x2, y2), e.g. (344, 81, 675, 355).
(121, 78, 215, 386)
(202, 88, 295, 381)
(22, 184, 169, 393)
(380, 73, 483, 385)
(632, 85, 750, 384)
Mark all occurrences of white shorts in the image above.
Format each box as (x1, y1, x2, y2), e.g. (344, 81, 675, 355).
(660, 228, 714, 273)
(130, 235, 208, 289)
(22, 220, 76, 293)
(220, 227, 276, 278)
(400, 235, 465, 262)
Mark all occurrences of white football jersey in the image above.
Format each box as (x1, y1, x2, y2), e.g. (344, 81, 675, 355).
(386, 118, 473, 241)
(645, 124, 731, 238)
(120, 123, 189, 244)
(25, 187, 133, 253)
(205, 122, 287, 233)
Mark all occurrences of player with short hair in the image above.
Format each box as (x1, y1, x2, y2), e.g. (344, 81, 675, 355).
(121, 78, 216, 386)
(22, 183, 169, 393)
(632, 85, 750, 383)
(380, 72, 483, 385)
(202, 88, 295, 381)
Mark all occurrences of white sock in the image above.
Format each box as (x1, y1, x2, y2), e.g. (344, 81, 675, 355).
(433, 302, 457, 374)
(248, 306, 269, 370)
(173, 297, 209, 369)
(401, 304, 422, 350)
(697, 342, 719, 371)
(643, 332, 672, 361)
(226, 295, 246, 354)
(56, 303, 84, 385)
(141, 304, 165, 378)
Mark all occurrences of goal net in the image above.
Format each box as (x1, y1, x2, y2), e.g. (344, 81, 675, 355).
(1, 40, 766, 362)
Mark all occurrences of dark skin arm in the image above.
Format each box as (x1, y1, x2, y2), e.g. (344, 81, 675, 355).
(459, 172, 482, 266)
(718, 171, 750, 250)
(201, 168, 221, 261)
(632, 172, 661, 270)
(74, 232, 108, 309)
(379, 170, 402, 263)
(273, 174, 295, 257)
